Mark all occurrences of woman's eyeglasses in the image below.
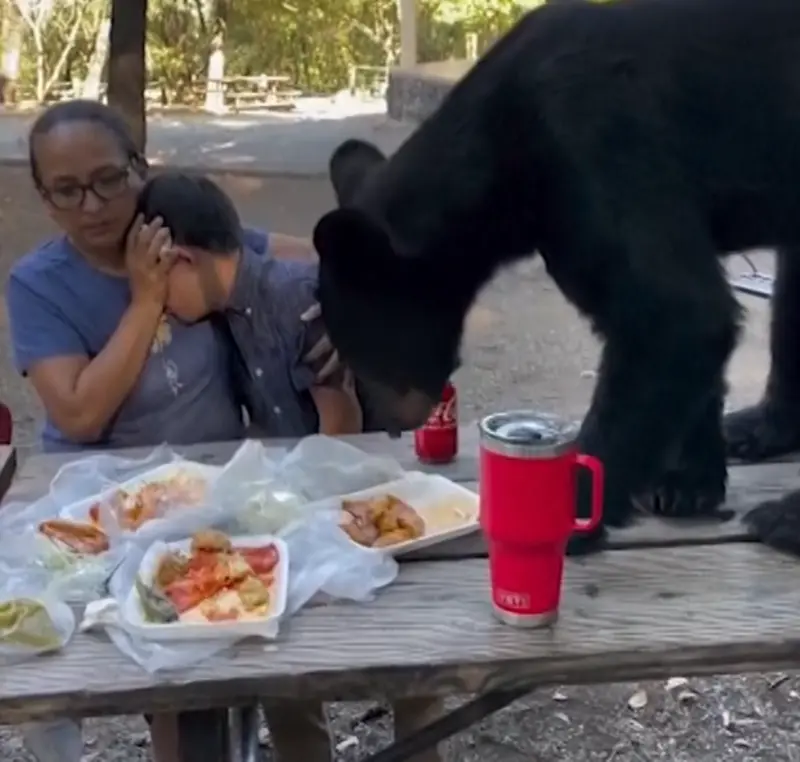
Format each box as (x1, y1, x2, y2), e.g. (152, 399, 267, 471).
(42, 166, 133, 211)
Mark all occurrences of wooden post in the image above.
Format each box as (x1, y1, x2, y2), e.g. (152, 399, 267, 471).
(107, 0, 148, 152)
(399, 0, 418, 69)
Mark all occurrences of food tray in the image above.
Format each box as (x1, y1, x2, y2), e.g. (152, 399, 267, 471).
(59, 461, 223, 531)
(335, 472, 479, 557)
(121, 533, 289, 641)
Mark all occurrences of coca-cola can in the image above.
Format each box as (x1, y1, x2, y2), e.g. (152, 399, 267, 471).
(414, 381, 458, 464)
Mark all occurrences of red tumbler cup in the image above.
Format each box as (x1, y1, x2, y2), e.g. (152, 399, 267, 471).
(479, 411, 604, 628)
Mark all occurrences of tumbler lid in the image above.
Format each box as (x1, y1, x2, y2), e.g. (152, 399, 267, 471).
(479, 410, 578, 458)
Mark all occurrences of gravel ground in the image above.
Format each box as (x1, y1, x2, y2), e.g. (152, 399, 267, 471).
(0, 164, 798, 761)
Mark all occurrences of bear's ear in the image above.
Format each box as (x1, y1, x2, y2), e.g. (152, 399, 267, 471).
(328, 139, 387, 206)
(313, 208, 397, 284)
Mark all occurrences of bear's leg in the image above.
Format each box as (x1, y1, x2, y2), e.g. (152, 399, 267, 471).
(566, 262, 740, 557)
(640, 380, 732, 521)
(725, 246, 800, 461)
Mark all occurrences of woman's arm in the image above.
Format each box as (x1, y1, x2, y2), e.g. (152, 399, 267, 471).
(25, 300, 165, 442)
(8, 217, 173, 443)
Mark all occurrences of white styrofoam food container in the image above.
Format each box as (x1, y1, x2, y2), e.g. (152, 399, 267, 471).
(335, 472, 480, 557)
(59, 462, 223, 531)
(121, 533, 289, 641)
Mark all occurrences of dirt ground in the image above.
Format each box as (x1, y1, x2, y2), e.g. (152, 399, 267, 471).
(1, 163, 800, 761)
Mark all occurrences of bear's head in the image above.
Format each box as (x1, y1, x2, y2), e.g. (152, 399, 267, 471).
(313, 139, 468, 432)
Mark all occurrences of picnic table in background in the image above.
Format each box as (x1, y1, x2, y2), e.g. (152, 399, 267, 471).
(219, 75, 302, 113)
(36, 76, 301, 113)
(3, 426, 800, 762)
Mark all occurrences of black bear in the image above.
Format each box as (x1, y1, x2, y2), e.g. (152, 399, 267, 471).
(312, 0, 800, 555)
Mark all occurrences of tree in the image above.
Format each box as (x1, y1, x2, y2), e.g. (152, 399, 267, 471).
(6, 0, 529, 105)
(10, 0, 92, 101)
(0, 4, 23, 103)
(81, 1, 111, 100)
(107, 0, 147, 151)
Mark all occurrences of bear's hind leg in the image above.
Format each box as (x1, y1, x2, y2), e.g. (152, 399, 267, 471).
(725, 246, 800, 461)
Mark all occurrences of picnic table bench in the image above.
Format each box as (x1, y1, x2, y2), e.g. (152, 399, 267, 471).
(2, 425, 800, 762)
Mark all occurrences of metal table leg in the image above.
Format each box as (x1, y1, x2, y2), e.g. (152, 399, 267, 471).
(228, 704, 260, 762)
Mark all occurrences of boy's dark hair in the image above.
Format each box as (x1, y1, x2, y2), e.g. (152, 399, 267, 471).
(137, 172, 244, 254)
(29, 100, 145, 187)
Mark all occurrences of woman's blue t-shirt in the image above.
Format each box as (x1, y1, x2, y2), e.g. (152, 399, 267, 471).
(6, 236, 245, 452)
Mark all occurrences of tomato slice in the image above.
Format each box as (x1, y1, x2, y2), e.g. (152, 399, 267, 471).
(165, 572, 227, 614)
(162, 544, 279, 616)
(238, 545, 278, 575)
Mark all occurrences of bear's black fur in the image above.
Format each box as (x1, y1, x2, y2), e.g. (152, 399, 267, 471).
(312, 0, 800, 555)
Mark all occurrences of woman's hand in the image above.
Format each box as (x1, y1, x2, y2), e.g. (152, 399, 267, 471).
(301, 302, 341, 382)
(126, 214, 175, 308)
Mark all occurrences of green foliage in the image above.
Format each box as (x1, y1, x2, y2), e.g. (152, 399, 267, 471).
(2, 0, 546, 100)
(147, 0, 215, 101)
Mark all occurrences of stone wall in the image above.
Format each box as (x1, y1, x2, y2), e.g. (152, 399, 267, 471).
(386, 60, 472, 123)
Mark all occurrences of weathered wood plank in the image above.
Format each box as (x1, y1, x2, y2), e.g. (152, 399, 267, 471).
(406, 459, 800, 560)
(9, 441, 798, 561)
(3, 429, 480, 506)
(13, 426, 795, 510)
(3, 543, 800, 723)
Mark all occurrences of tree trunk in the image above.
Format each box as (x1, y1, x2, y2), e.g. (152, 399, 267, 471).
(33, 28, 45, 103)
(83, 11, 111, 100)
(202, 0, 226, 114)
(204, 35, 225, 113)
(0, 8, 22, 105)
(107, 0, 147, 151)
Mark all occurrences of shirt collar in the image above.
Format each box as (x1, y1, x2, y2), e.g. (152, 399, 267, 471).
(226, 245, 265, 315)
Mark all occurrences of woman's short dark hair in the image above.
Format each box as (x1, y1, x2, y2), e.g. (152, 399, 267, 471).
(136, 172, 244, 255)
(28, 100, 145, 187)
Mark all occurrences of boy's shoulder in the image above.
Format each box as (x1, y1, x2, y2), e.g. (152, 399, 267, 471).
(242, 226, 268, 256)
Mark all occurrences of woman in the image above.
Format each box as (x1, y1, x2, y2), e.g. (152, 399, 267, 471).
(7, 100, 246, 452)
(5, 99, 256, 762)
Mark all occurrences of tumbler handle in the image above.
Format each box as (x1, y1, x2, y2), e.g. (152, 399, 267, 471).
(573, 454, 604, 532)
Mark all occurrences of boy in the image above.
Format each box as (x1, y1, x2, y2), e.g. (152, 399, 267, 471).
(137, 172, 444, 762)
(137, 171, 364, 437)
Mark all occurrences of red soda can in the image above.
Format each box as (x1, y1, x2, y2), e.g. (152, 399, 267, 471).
(414, 381, 458, 464)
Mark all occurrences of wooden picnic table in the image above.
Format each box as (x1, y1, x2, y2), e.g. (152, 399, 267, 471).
(2, 425, 800, 762)
(220, 75, 301, 113)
